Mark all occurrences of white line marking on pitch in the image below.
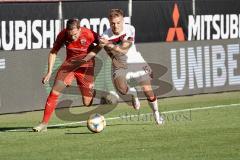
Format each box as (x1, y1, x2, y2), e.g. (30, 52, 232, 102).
(1, 103, 240, 132)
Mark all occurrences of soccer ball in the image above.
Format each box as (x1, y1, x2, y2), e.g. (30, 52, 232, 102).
(105, 91, 119, 104)
(87, 113, 106, 133)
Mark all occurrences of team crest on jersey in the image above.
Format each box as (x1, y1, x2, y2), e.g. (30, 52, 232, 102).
(80, 38, 87, 45)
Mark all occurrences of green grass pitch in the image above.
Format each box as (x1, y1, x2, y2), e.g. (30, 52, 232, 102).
(0, 91, 240, 160)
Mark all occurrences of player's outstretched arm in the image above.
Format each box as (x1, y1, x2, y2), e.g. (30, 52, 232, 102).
(99, 37, 132, 55)
(42, 52, 57, 84)
(107, 40, 132, 55)
(83, 45, 102, 62)
(70, 45, 102, 66)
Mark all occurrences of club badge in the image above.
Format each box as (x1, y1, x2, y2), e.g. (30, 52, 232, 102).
(80, 38, 87, 45)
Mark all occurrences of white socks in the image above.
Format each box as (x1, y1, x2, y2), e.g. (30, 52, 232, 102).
(148, 98, 159, 112)
(148, 98, 164, 124)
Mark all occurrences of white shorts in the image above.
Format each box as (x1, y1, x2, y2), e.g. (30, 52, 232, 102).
(112, 63, 153, 83)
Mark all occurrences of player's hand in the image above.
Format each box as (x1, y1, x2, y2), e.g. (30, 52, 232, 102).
(42, 72, 51, 84)
(99, 37, 109, 47)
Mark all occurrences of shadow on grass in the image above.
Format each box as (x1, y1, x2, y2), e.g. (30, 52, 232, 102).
(65, 132, 93, 135)
(0, 126, 33, 132)
(0, 122, 154, 133)
(106, 123, 151, 127)
(64, 123, 152, 134)
(0, 125, 85, 132)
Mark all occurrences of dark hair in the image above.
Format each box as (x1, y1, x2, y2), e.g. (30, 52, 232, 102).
(66, 18, 80, 30)
(108, 9, 124, 19)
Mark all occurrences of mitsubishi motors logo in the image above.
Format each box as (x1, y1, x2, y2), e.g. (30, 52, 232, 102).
(166, 3, 185, 42)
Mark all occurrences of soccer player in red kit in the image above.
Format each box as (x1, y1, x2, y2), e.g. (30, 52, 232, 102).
(33, 18, 101, 132)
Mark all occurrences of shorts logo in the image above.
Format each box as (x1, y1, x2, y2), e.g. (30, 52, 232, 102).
(143, 65, 153, 78)
(166, 3, 185, 42)
(143, 65, 151, 74)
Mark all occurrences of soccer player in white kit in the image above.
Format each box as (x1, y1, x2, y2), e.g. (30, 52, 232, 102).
(99, 9, 164, 124)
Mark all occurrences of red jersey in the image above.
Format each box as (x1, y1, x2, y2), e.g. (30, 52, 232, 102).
(51, 27, 99, 67)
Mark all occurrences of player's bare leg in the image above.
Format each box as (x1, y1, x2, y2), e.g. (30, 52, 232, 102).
(81, 87, 95, 107)
(33, 80, 66, 132)
(82, 96, 94, 106)
(113, 76, 140, 110)
(76, 67, 95, 107)
(140, 80, 164, 125)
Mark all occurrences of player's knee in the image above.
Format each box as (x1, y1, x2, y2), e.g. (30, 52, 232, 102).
(143, 89, 156, 101)
(147, 95, 157, 102)
(51, 89, 61, 96)
(144, 91, 155, 100)
(52, 81, 66, 94)
(147, 95, 155, 101)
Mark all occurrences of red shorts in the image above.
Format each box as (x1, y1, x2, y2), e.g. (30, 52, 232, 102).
(55, 61, 94, 97)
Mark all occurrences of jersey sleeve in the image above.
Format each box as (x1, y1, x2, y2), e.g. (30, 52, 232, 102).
(50, 30, 66, 53)
(124, 25, 135, 42)
(91, 30, 100, 45)
(101, 30, 110, 39)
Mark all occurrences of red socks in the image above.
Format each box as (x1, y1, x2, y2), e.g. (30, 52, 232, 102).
(42, 92, 59, 124)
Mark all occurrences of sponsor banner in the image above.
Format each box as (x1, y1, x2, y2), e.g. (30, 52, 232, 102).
(1, 39, 240, 113)
(137, 39, 240, 97)
(189, 0, 240, 41)
(133, 0, 240, 42)
(0, 2, 58, 51)
(62, 1, 129, 35)
(0, 1, 129, 51)
(1, 0, 240, 113)
(132, 1, 192, 42)
(1, 0, 240, 51)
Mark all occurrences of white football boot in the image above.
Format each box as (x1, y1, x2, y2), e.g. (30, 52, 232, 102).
(33, 123, 48, 132)
(132, 95, 141, 110)
(153, 111, 164, 125)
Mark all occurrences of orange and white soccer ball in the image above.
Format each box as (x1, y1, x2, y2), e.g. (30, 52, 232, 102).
(87, 113, 106, 133)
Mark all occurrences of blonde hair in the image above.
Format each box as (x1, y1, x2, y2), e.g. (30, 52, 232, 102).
(108, 8, 124, 19)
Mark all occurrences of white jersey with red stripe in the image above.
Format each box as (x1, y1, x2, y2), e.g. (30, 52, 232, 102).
(101, 24, 146, 65)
